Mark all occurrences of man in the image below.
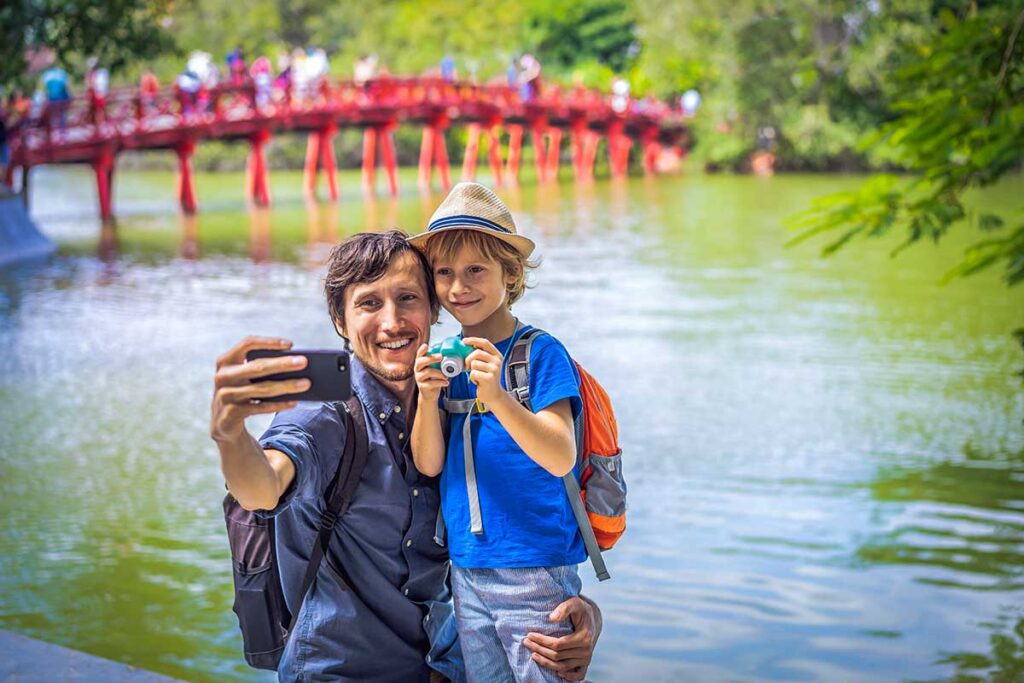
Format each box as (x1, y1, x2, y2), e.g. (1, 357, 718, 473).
(210, 230, 601, 682)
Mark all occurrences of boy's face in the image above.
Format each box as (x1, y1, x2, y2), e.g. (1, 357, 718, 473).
(432, 243, 517, 328)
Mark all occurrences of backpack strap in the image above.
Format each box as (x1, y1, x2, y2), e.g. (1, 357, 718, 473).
(562, 473, 611, 581)
(504, 327, 545, 411)
(504, 329, 612, 581)
(287, 396, 368, 635)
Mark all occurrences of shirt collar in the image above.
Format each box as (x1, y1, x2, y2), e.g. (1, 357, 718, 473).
(349, 354, 407, 427)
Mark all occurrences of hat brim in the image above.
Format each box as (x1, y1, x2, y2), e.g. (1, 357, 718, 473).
(408, 224, 535, 258)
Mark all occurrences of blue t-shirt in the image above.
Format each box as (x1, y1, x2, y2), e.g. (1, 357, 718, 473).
(440, 325, 587, 569)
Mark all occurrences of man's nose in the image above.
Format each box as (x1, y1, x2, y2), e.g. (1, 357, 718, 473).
(379, 299, 403, 330)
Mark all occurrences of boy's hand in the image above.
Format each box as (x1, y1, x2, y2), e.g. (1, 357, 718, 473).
(462, 337, 505, 406)
(414, 344, 448, 404)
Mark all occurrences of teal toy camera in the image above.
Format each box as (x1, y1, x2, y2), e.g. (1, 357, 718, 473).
(428, 337, 473, 378)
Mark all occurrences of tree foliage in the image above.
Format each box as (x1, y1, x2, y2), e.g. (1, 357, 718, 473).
(1, 0, 174, 89)
(788, 1, 1024, 375)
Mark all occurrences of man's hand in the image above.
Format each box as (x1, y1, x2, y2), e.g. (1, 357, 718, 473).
(210, 336, 308, 444)
(524, 595, 602, 682)
(462, 337, 505, 406)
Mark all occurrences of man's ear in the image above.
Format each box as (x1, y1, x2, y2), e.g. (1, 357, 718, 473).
(332, 316, 346, 339)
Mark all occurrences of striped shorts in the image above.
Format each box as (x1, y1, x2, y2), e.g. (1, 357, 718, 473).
(450, 564, 582, 683)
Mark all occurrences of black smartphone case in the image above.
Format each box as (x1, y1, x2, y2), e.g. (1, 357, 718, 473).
(245, 349, 352, 402)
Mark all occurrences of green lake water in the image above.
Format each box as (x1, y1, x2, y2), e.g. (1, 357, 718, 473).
(1, 166, 1022, 682)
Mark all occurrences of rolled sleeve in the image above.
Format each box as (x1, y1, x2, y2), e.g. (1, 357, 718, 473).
(254, 404, 331, 518)
(256, 430, 314, 518)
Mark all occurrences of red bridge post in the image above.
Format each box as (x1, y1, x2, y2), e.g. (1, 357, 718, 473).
(248, 129, 272, 207)
(380, 122, 399, 197)
(486, 124, 503, 188)
(176, 139, 198, 214)
(545, 127, 562, 183)
(461, 123, 481, 182)
(362, 127, 377, 196)
(505, 125, 523, 186)
(419, 116, 451, 193)
(322, 124, 338, 201)
(530, 121, 548, 184)
(641, 127, 661, 176)
(93, 147, 116, 221)
(607, 121, 631, 178)
(304, 132, 322, 199)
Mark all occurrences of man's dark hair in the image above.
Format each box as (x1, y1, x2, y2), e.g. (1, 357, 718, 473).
(324, 229, 438, 334)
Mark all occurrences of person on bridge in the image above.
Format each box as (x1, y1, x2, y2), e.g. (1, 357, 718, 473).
(211, 230, 601, 682)
(250, 56, 273, 110)
(85, 57, 109, 125)
(139, 71, 160, 116)
(227, 47, 248, 88)
(41, 65, 71, 132)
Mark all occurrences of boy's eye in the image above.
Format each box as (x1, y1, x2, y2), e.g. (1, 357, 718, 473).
(469, 265, 485, 274)
(435, 267, 452, 276)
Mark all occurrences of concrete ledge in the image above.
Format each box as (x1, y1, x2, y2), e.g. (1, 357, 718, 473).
(0, 631, 186, 682)
(0, 193, 56, 268)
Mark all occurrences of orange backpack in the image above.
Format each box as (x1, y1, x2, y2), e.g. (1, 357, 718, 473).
(505, 328, 627, 580)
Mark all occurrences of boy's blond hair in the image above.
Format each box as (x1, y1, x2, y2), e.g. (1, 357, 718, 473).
(421, 229, 538, 306)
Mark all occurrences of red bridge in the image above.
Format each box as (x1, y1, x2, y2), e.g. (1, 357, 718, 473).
(5, 76, 690, 222)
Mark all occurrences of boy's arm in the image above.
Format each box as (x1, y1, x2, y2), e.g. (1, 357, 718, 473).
(411, 394, 446, 476)
(463, 338, 576, 477)
(486, 394, 575, 476)
(411, 345, 448, 477)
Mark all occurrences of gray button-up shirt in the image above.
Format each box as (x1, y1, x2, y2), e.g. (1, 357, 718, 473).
(258, 356, 463, 682)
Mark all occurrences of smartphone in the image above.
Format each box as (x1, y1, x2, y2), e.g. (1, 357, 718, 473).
(245, 349, 352, 402)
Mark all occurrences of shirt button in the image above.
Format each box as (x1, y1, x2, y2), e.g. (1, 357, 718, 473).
(378, 412, 387, 421)
(412, 488, 419, 497)
(394, 405, 402, 413)
(406, 539, 412, 547)
(403, 588, 409, 596)
(398, 432, 405, 440)
(425, 614, 431, 623)
(426, 654, 432, 663)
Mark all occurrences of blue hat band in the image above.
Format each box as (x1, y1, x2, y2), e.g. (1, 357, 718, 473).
(427, 214, 513, 235)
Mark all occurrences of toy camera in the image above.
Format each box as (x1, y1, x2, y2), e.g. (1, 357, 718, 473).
(428, 337, 473, 378)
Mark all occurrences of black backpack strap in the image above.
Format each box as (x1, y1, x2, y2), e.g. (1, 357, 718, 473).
(287, 396, 368, 635)
(504, 327, 545, 412)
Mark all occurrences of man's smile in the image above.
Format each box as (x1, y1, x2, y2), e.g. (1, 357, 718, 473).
(377, 337, 414, 351)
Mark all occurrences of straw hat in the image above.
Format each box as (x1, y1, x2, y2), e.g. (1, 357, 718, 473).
(408, 182, 536, 258)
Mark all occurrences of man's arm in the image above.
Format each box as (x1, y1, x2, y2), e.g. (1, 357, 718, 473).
(210, 336, 310, 510)
(523, 595, 602, 682)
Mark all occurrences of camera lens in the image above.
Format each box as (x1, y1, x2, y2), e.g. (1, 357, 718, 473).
(440, 357, 463, 378)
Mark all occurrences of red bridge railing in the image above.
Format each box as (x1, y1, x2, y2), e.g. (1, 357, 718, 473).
(5, 76, 691, 221)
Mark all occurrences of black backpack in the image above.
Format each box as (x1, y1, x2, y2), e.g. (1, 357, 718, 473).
(223, 396, 368, 670)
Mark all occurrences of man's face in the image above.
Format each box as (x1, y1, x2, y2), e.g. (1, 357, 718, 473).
(336, 251, 433, 386)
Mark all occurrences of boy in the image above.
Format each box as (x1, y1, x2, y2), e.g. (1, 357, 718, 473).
(409, 183, 587, 682)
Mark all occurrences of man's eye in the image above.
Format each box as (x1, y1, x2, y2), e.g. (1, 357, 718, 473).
(358, 299, 380, 309)
(400, 293, 418, 302)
